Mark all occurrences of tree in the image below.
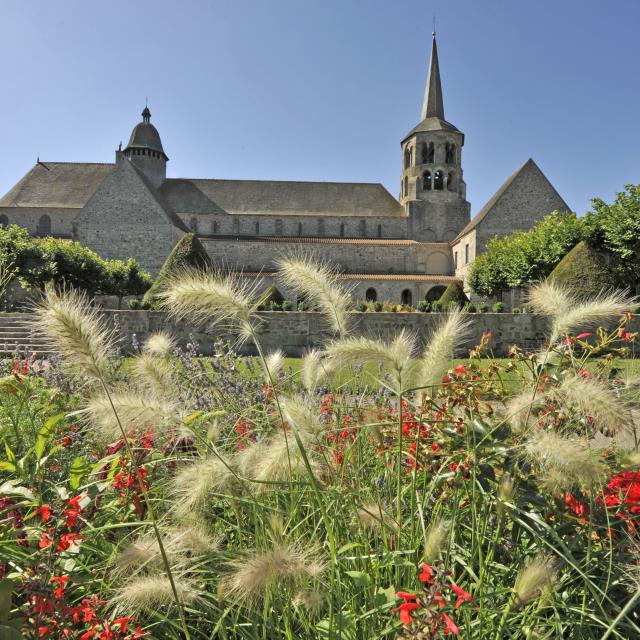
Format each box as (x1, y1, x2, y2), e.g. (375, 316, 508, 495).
(142, 233, 212, 306)
(583, 184, 640, 288)
(437, 282, 469, 309)
(468, 212, 585, 297)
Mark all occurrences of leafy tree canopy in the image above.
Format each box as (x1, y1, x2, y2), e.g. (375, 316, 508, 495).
(0, 224, 152, 297)
(468, 212, 585, 297)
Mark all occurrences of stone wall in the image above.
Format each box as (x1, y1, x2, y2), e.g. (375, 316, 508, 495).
(104, 310, 552, 358)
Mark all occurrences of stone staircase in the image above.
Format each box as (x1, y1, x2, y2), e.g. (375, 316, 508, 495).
(0, 313, 57, 357)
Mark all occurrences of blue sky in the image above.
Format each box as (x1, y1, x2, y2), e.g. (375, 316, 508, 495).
(1, 0, 638, 215)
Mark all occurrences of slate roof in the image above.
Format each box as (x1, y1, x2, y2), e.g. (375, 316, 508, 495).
(160, 179, 405, 217)
(0, 162, 114, 208)
(1, 164, 404, 219)
(452, 158, 571, 242)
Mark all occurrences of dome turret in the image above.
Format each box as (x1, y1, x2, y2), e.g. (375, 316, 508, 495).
(122, 106, 168, 187)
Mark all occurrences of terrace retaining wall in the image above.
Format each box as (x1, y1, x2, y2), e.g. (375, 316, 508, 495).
(103, 311, 555, 357)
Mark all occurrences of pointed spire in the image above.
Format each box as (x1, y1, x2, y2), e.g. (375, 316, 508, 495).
(421, 33, 444, 121)
(142, 106, 151, 124)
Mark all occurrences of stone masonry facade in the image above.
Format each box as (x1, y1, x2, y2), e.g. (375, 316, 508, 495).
(0, 34, 570, 305)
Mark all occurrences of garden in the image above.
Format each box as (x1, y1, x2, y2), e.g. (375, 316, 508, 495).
(2, 256, 640, 639)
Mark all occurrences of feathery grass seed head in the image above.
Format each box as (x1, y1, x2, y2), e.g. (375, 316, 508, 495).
(513, 555, 557, 608)
(113, 575, 201, 615)
(143, 331, 175, 357)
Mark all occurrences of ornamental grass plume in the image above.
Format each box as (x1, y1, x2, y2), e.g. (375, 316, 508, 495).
(280, 395, 327, 438)
(356, 501, 398, 533)
(528, 281, 633, 345)
(81, 390, 180, 439)
(33, 286, 115, 383)
(158, 267, 260, 343)
(142, 331, 175, 358)
(170, 455, 241, 519)
(422, 518, 448, 565)
(555, 374, 633, 436)
(130, 352, 174, 397)
(513, 555, 557, 609)
(219, 543, 324, 604)
(325, 329, 416, 395)
(525, 430, 606, 492)
(504, 389, 549, 433)
(416, 309, 471, 398)
(276, 255, 351, 336)
(301, 349, 333, 392)
(236, 430, 321, 489)
(263, 349, 286, 383)
(113, 574, 201, 615)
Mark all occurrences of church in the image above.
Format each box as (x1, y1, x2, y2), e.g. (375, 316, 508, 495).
(0, 34, 569, 305)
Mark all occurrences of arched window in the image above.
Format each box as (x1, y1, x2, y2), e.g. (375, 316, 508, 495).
(275, 219, 283, 235)
(36, 214, 51, 236)
(318, 219, 325, 236)
(401, 289, 413, 306)
(465, 243, 470, 264)
(297, 222, 303, 236)
(365, 288, 377, 302)
(233, 218, 240, 234)
(404, 146, 412, 169)
(359, 220, 366, 237)
(255, 221, 260, 235)
(403, 176, 408, 198)
(445, 143, 456, 164)
(434, 170, 444, 191)
(422, 171, 431, 191)
(189, 217, 198, 232)
(0, 215, 8, 228)
(339, 223, 345, 237)
(377, 224, 382, 238)
(212, 221, 219, 234)
(422, 142, 435, 164)
(447, 172, 455, 191)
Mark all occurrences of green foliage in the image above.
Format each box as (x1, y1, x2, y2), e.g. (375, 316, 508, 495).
(491, 302, 505, 313)
(468, 212, 586, 297)
(547, 240, 617, 298)
(281, 300, 293, 312)
(142, 233, 212, 306)
(417, 300, 430, 312)
(0, 224, 151, 298)
(437, 282, 469, 309)
(584, 184, 640, 286)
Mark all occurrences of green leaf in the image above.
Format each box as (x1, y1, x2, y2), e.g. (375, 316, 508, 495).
(0, 482, 32, 500)
(69, 456, 87, 490)
(0, 578, 17, 625)
(3, 443, 14, 465)
(0, 462, 15, 472)
(35, 413, 65, 460)
(316, 610, 357, 640)
(345, 570, 371, 587)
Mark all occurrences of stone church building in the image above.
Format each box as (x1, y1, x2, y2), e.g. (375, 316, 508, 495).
(0, 35, 569, 305)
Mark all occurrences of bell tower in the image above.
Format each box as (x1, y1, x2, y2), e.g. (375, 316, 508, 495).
(122, 106, 168, 187)
(402, 34, 470, 242)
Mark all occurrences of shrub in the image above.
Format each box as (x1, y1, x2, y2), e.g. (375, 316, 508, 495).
(417, 300, 430, 312)
(463, 301, 476, 313)
(437, 282, 469, 309)
(373, 301, 383, 312)
(355, 300, 367, 312)
(513, 306, 522, 313)
(546, 240, 617, 298)
(492, 302, 505, 313)
(297, 300, 307, 311)
(431, 301, 443, 312)
(142, 233, 212, 306)
(129, 298, 140, 310)
(477, 302, 488, 313)
(282, 300, 293, 311)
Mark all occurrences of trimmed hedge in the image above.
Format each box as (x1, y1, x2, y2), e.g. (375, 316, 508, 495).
(546, 240, 617, 298)
(0, 224, 151, 296)
(437, 282, 469, 309)
(142, 233, 212, 306)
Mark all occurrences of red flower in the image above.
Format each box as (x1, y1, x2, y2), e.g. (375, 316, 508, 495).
(449, 582, 472, 608)
(51, 575, 70, 599)
(57, 532, 83, 551)
(454, 364, 466, 376)
(576, 332, 592, 340)
(564, 492, 587, 517)
(418, 563, 434, 584)
(397, 601, 421, 625)
(396, 591, 419, 602)
(114, 618, 133, 633)
(441, 612, 459, 635)
(35, 504, 52, 522)
(127, 628, 150, 639)
(39, 531, 53, 549)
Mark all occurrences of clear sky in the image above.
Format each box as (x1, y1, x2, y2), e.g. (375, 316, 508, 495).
(1, 0, 638, 216)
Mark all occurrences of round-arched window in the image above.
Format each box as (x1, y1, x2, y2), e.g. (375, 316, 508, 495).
(365, 288, 377, 302)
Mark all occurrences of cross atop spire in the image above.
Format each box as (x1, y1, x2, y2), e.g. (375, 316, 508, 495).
(420, 33, 444, 121)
